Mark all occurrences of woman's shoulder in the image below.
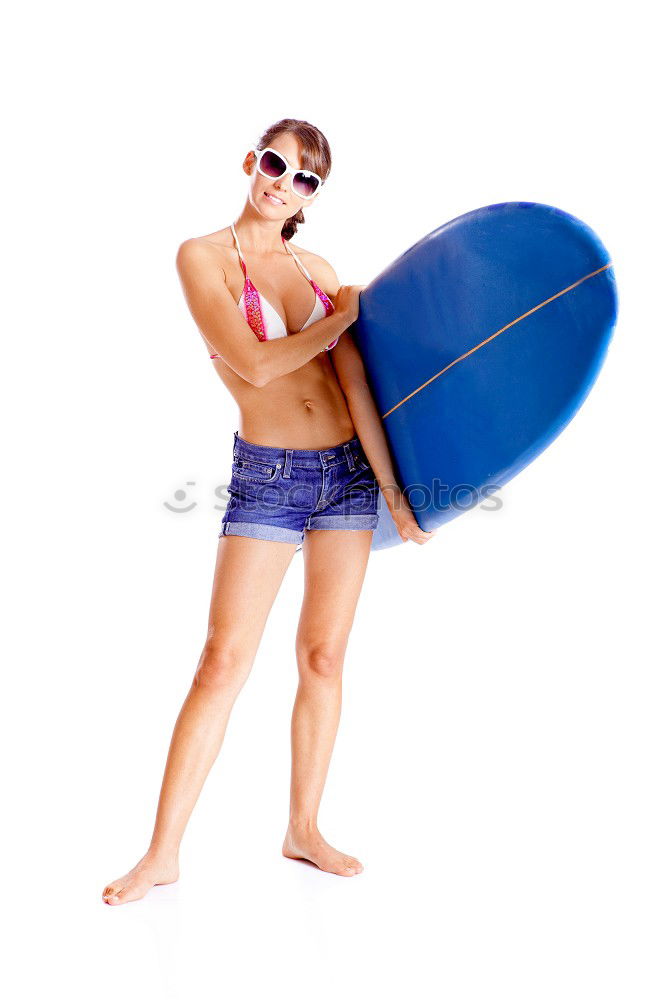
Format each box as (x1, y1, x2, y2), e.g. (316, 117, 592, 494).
(176, 228, 236, 283)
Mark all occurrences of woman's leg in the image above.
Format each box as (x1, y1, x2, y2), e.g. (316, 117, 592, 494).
(102, 534, 297, 904)
(282, 527, 374, 876)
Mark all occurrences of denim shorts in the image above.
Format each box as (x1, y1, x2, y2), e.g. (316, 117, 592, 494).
(219, 430, 380, 546)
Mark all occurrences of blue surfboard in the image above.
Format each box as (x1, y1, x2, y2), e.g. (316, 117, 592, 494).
(352, 202, 618, 551)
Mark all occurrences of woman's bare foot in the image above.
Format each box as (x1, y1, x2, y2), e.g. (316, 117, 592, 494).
(282, 824, 363, 876)
(102, 851, 179, 905)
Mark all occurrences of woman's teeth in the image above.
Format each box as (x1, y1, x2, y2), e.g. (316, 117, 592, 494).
(264, 192, 284, 205)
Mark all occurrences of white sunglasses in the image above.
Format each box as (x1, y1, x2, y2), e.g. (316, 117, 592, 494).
(252, 146, 323, 200)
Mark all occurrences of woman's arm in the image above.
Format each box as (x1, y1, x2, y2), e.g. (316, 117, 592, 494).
(257, 310, 352, 384)
(176, 239, 354, 386)
(330, 334, 400, 500)
(328, 300, 437, 546)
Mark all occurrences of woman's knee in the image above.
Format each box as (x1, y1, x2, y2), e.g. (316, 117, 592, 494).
(296, 642, 345, 681)
(192, 641, 252, 693)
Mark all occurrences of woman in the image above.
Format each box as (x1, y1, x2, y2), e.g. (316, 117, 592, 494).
(102, 118, 435, 905)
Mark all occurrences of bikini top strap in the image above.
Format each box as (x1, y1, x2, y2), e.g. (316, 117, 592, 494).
(230, 223, 248, 277)
(283, 237, 336, 315)
(282, 236, 314, 283)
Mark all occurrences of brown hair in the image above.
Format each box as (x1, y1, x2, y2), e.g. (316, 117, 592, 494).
(254, 118, 332, 241)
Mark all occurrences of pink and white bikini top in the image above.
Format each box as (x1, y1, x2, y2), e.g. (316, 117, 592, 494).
(209, 222, 338, 359)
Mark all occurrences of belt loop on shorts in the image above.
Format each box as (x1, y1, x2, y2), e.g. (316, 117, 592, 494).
(233, 429, 239, 459)
(344, 441, 355, 472)
(283, 448, 293, 478)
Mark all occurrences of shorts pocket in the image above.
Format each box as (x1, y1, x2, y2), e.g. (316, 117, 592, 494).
(232, 458, 282, 483)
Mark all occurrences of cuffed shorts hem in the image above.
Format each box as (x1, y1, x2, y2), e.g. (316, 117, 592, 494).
(219, 514, 380, 543)
(306, 514, 379, 531)
(219, 521, 304, 544)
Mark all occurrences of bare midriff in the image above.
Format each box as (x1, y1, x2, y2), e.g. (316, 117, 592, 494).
(210, 350, 356, 450)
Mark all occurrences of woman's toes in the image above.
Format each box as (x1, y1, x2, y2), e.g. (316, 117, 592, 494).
(102, 877, 135, 904)
(102, 883, 119, 901)
(103, 881, 135, 904)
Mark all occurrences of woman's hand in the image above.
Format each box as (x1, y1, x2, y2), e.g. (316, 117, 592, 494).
(333, 284, 366, 323)
(386, 490, 437, 545)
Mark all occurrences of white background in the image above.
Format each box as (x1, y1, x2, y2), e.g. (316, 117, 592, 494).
(2, 1, 664, 997)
